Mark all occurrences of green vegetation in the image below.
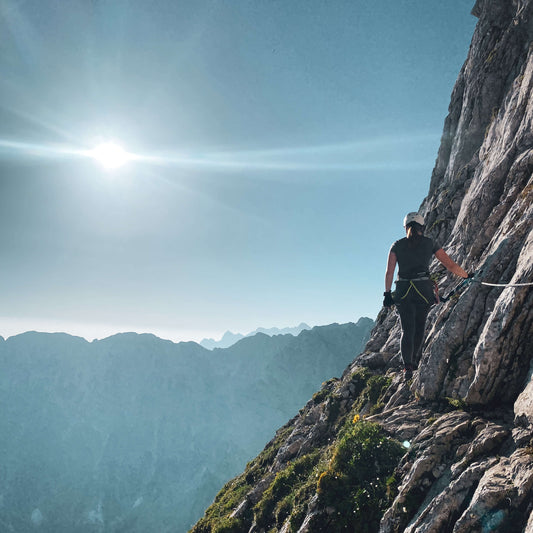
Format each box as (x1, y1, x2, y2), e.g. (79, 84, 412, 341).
(485, 48, 497, 64)
(312, 377, 338, 403)
(428, 217, 446, 232)
(353, 374, 392, 414)
(254, 452, 321, 530)
(314, 421, 405, 532)
(250, 420, 404, 533)
(191, 425, 293, 533)
(311, 388, 330, 403)
(246, 425, 294, 483)
(350, 368, 373, 395)
(191, 370, 403, 533)
(190, 473, 250, 533)
(445, 397, 467, 411)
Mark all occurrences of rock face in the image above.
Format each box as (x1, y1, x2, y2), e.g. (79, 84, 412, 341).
(192, 2, 533, 532)
(418, 0, 533, 409)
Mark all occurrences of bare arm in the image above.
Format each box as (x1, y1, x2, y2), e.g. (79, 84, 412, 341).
(434, 249, 468, 278)
(385, 251, 397, 291)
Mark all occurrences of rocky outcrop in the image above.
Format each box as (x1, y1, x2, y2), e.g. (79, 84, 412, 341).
(417, 0, 533, 409)
(192, 2, 533, 532)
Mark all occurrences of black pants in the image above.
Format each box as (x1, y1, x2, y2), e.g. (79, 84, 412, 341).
(394, 280, 434, 369)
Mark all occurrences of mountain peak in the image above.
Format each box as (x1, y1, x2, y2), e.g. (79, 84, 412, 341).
(200, 323, 311, 350)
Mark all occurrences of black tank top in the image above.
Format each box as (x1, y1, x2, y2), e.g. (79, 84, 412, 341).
(390, 236, 441, 279)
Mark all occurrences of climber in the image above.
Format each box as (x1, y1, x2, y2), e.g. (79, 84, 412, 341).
(383, 212, 469, 380)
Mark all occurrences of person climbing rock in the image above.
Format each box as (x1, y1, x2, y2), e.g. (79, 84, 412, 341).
(383, 212, 468, 380)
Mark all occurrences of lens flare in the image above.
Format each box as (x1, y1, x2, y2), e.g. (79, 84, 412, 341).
(90, 142, 130, 169)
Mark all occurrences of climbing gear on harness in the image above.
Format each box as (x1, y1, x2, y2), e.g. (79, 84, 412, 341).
(399, 280, 431, 304)
(433, 279, 440, 304)
(403, 212, 425, 227)
(441, 278, 470, 302)
(430, 271, 446, 304)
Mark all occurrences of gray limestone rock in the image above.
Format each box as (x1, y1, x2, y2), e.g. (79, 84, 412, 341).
(369, 0, 533, 411)
(453, 450, 533, 533)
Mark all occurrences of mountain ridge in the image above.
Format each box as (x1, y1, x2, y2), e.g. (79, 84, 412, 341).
(200, 322, 313, 350)
(0, 320, 373, 532)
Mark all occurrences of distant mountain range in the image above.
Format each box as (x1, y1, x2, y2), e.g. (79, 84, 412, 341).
(199, 322, 311, 349)
(0, 318, 373, 533)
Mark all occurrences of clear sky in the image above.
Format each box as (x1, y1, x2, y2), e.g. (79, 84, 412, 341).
(0, 1, 477, 343)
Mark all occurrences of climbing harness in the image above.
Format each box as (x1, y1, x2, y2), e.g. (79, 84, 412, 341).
(398, 278, 431, 304)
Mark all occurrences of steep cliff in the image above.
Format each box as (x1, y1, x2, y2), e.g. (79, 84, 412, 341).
(191, 2, 533, 532)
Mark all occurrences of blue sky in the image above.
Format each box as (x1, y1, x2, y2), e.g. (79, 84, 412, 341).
(0, 1, 477, 342)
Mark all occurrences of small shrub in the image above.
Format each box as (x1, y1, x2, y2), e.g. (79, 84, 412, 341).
(385, 474, 399, 501)
(212, 517, 244, 533)
(370, 401, 385, 415)
(353, 374, 392, 413)
(313, 378, 338, 403)
(326, 395, 342, 425)
(316, 421, 404, 533)
(275, 494, 294, 525)
(191, 476, 250, 533)
(312, 388, 330, 403)
(254, 452, 321, 529)
(350, 368, 372, 395)
(445, 397, 467, 411)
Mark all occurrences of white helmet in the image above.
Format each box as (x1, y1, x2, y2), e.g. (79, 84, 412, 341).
(403, 212, 425, 227)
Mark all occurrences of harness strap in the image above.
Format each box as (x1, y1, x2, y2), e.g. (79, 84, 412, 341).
(399, 280, 431, 304)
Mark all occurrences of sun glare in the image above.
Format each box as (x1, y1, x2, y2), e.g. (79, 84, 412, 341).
(90, 142, 130, 169)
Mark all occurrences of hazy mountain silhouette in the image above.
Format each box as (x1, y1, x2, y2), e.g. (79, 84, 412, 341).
(199, 322, 311, 350)
(0, 319, 373, 532)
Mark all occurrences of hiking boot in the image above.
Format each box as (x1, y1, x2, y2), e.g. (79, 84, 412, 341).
(403, 366, 413, 380)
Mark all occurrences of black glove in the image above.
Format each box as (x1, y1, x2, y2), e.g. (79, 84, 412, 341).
(383, 291, 394, 307)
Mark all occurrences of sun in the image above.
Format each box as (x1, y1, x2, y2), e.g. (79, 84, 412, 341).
(90, 142, 131, 169)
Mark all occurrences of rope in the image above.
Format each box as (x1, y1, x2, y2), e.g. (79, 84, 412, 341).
(440, 277, 533, 303)
(473, 280, 533, 288)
